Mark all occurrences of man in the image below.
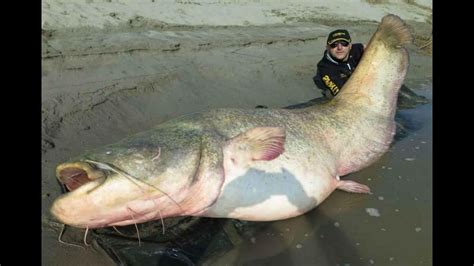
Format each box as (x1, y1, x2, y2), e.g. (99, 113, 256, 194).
(312, 28, 429, 107)
(257, 30, 362, 109)
(313, 29, 365, 98)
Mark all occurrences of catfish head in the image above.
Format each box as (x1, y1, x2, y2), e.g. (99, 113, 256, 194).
(50, 123, 225, 229)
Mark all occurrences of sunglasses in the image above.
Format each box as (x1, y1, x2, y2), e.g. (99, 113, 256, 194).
(329, 41, 349, 48)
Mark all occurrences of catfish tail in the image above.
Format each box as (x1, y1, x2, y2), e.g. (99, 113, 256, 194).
(375, 14, 413, 48)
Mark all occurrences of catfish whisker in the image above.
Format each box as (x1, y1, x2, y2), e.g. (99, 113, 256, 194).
(112, 226, 127, 237)
(84, 227, 90, 246)
(150, 198, 166, 235)
(134, 221, 141, 247)
(158, 209, 165, 235)
(127, 207, 141, 247)
(58, 224, 84, 249)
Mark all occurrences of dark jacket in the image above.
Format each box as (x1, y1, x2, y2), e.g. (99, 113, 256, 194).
(313, 43, 364, 98)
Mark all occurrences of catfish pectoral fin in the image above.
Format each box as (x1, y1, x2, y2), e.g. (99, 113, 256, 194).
(336, 180, 372, 194)
(225, 126, 286, 164)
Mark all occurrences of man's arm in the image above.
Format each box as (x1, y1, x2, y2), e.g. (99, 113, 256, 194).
(313, 67, 345, 97)
(313, 73, 333, 98)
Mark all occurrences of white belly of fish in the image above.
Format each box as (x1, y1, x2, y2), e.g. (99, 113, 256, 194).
(206, 159, 336, 221)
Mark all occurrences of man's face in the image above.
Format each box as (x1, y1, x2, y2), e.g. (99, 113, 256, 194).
(327, 41, 352, 61)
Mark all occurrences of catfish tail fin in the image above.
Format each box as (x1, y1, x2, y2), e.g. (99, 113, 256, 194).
(375, 14, 413, 48)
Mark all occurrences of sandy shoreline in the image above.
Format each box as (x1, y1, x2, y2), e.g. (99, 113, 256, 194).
(42, 1, 432, 264)
(42, 0, 431, 30)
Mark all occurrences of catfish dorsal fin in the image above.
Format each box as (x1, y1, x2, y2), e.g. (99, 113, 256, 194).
(225, 127, 286, 169)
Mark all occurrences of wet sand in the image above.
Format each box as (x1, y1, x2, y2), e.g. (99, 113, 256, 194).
(42, 1, 432, 265)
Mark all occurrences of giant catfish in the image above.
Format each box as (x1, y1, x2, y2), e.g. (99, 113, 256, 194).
(51, 14, 412, 229)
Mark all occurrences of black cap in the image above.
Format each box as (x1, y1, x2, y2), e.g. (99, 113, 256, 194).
(327, 29, 351, 45)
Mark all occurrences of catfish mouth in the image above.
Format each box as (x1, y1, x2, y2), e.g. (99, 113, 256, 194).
(56, 162, 106, 192)
(53, 154, 216, 227)
(53, 161, 142, 228)
(58, 167, 89, 191)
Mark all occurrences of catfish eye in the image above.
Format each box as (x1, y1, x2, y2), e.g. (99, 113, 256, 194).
(231, 158, 236, 164)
